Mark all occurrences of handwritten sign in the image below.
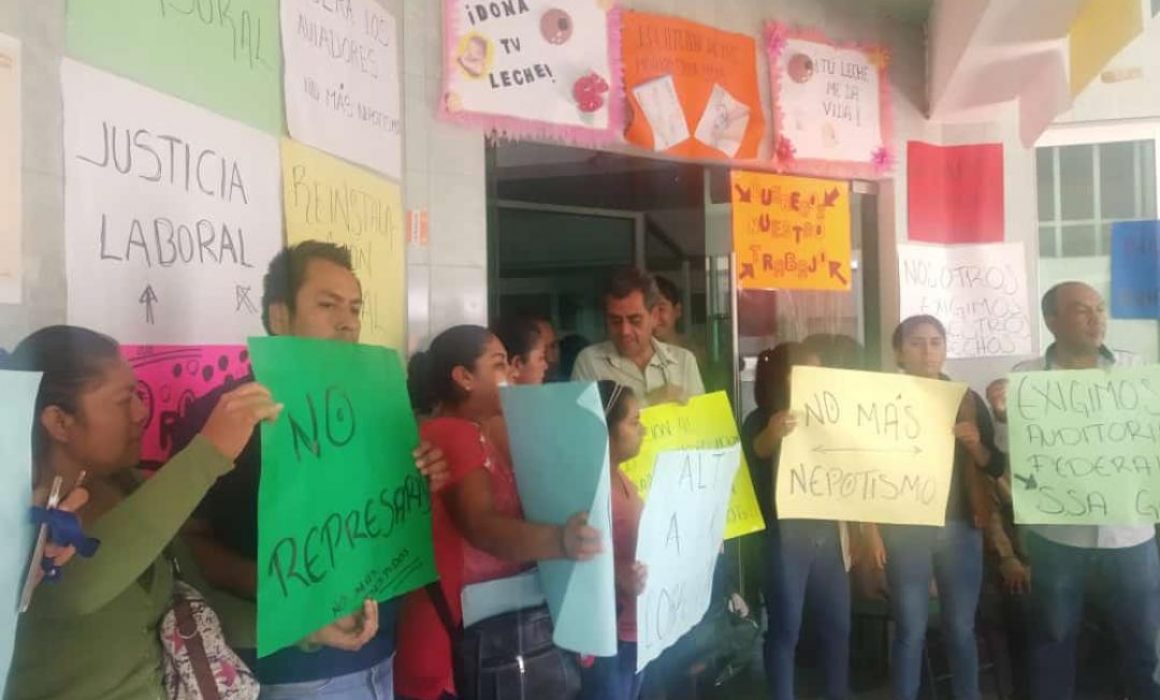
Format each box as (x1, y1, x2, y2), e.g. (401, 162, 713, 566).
(622, 12, 764, 160)
(249, 337, 436, 656)
(1110, 221, 1160, 319)
(1009, 366, 1160, 525)
(123, 345, 251, 467)
(67, 0, 282, 133)
(441, 0, 623, 145)
(0, 371, 39, 698)
(62, 60, 281, 345)
(907, 142, 1005, 244)
(635, 447, 740, 672)
(281, 0, 402, 179)
(281, 139, 405, 350)
(621, 391, 764, 540)
(765, 23, 892, 179)
(731, 170, 852, 291)
(777, 366, 966, 526)
(500, 382, 616, 656)
(0, 33, 20, 304)
(897, 243, 1033, 359)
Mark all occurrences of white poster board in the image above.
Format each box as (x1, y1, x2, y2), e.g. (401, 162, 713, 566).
(897, 242, 1033, 359)
(635, 446, 740, 672)
(62, 59, 281, 345)
(281, 0, 402, 179)
(0, 34, 21, 304)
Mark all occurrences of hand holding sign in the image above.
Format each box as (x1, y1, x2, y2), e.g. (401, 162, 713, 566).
(562, 512, 603, 561)
(199, 382, 283, 460)
(305, 599, 379, 652)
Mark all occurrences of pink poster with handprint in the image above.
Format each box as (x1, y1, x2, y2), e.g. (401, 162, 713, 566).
(123, 345, 251, 467)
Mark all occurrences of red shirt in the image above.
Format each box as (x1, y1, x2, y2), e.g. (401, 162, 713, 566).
(394, 417, 527, 700)
(611, 468, 644, 642)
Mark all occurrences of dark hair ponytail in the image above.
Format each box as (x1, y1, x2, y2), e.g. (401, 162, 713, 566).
(597, 380, 635, 429)
(408, 325, 493, 414)
(7, 325, 122, 460)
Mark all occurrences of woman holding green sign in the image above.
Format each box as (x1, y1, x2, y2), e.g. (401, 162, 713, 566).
(5, 325, 280, 700)
(396, 325, 602, 700)
(863, 315, 1007, 700)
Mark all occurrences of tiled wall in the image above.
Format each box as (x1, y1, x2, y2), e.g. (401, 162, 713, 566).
(402, 0, 938, 352)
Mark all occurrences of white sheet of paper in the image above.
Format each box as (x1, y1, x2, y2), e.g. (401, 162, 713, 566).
(694, 83, 750, 158)
(778, 38, 882, 163)
(61, 60, 281, 345)
(633, 75, 690, 152)
(897, 242, 1033, 359)
(282, 0, 402, 179)
(635, 446, 741, 672)
(0, 34, 21, 304)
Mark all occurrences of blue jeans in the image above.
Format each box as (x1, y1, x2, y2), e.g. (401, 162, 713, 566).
(579, 641, 643, 700)
(259, 653, 394, 699)
(1026, 532, 1160, 700)
(763, 520, 851, 700)
(882, 521, 982, 700)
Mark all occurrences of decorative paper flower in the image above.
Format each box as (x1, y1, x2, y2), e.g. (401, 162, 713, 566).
(871, 145, 894, 172)
(573, 72, 609, 113)
(776, 136, 797, 164)
(444, 91, 463, 113)
(766, 24, 789, 56)
(866, 46, 891, 71)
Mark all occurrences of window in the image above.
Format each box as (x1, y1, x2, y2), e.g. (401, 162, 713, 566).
(1034, 127, 1160, 363)
(1036, 140, 1157, 257)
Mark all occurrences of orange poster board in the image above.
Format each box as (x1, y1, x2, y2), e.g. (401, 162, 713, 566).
(622, 12, 764, 161)
(731, 170, 851, 291)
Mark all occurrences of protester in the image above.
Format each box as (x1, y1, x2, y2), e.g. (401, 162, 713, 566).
(579, 381, 648, 700)
(862, 315, 1006, 700)
(988, 282, 1160, 700)
(491, 314, 549, 386)
(532, 315, 562, 381)
(980, 471, 1031, 700)
(573, 268, 703, 406)
(175, 241, 450, 699)
(741, 342, 851, 700)
(397, 324, 601, 700)
(483, 314, 548, 469)
(5, 325, 279, 700)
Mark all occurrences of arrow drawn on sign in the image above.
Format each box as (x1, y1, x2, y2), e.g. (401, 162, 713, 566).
(235, 285, 256, 313)
(828, 261, 848, 286)
(812, 445, 923, 456)
(1013, 473, 1038, 491)
(139, 285, 158, 325)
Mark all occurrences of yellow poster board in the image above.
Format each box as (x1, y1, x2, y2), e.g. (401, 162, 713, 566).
(777, 367, 966, 526)
(281, 139, 405, 349)
(1069, 0, 1143, 97)
(731, 170, 851, 292)
(621, 391, 765, 540)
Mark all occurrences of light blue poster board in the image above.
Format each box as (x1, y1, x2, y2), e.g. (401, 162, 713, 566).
(1110, 221, 1160, 319)
(0, 371, 41, 696)
(500, 382, 617, 657)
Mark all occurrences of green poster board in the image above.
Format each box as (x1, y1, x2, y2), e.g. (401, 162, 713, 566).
(1010, 365, 1160, 525)
(67, 0, 283, 133)
(249, 337, 436, 656)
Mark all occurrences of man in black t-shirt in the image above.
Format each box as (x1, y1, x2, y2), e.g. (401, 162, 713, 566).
(176, 241, 448, 699)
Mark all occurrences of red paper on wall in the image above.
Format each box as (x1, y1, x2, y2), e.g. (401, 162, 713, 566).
(907, 142, 1005, 243)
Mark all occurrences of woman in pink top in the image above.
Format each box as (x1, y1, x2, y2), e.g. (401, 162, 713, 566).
(580, 380, 648, 700)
